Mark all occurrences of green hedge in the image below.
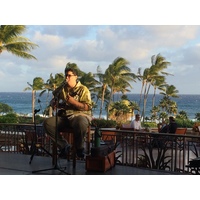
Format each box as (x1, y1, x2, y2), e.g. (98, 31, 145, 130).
(91, 118, 117, 128)
(175, 118, 194, 128)
(142, 119, 194, 128)
(0, 113, 196, 129)
(0, 113, 45, 124)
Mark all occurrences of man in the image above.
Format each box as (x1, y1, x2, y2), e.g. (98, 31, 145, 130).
(168, 116, 178, 133)
(43, 67, 92, 158)
(159, 116, 177, 133)
(153, 116, 178, 148)
(130, 114, 142, 131)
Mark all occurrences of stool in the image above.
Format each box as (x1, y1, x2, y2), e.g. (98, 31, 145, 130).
(52, 126, 91, 168)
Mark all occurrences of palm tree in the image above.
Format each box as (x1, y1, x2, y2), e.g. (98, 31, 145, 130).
(152, 76, 166, 108)
(79, 72, 100, 117)
(159, 84, 179, 98)
(158, 84, 179, 121)
(167, 101, 178, 116)
(177, 110, 188, 120)
(0, 102, 13, 113)
(112, 80, 132, 102)
(109, 101, 130, 122)
(106, 57, 137, 119)
(137, 67, 148, 109)
(79, 72, 100, 93)
(23, 77, 44, 122)
(41, 73, 64, 117)
(150, 105, 160, 121)
(195, 113, 200, 121)
(139, 54, 171, 122)
(128, 100, 140, 121)
(94, 65, 111, 119)
(0, 25, 38, 59)
(159, 111, 168, 123)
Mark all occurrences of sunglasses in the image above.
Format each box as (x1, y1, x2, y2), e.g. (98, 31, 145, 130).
(66, 74, 76, 78)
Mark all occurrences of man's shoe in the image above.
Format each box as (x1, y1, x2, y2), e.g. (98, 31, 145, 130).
(76, 148, 84, 158)
(59, 144, 71, 159)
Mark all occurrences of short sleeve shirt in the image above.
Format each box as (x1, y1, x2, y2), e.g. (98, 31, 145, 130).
(53, 81, 92, 117)
(130, 120, 142, 130)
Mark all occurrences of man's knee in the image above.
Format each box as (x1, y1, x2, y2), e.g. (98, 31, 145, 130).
(72, 116, 89, 129)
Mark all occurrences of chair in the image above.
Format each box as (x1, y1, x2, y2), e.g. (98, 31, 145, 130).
(174, 128, 187, 149)
(120, 123, 133, 130)
(52, 126, 91, 168)
(175, 128, 187, 135)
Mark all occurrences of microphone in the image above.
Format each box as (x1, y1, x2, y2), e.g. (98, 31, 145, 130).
(53, 80, 67, 96)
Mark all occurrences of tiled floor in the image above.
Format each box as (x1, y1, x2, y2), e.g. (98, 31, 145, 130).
(0, 152, 179, 175)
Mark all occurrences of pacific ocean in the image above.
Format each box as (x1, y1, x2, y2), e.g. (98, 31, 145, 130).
(0, 92, 200, 120)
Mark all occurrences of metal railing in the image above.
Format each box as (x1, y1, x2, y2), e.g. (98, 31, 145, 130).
(1, 123, 200, 174)
(0, 123, 52, 156)
(100, 128, 200, 174)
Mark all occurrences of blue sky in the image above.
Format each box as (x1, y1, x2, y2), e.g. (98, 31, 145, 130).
(1, 1, 200, 95)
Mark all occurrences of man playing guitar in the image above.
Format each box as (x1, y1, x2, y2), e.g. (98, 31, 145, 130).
(43, 67, 92, 158)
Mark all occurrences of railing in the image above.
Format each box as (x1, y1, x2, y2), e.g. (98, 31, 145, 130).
(0, 123, 52, 156)
(100, 128, 200, 174)
(1, 123, 200, 174)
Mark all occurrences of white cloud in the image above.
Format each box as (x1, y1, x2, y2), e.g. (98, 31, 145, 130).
(1, 25, 200, 94)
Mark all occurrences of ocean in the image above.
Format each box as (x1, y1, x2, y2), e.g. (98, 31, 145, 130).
(0, 92, 200, 120)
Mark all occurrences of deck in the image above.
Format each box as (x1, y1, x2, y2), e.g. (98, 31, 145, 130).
(0, 152, 180, 175)
(1, 123, 199, 175)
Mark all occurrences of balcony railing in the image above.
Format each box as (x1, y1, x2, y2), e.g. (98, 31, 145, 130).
(0, 123, 52, 156)
(1, 123, 200, 174)
(99, 128, 200, 174)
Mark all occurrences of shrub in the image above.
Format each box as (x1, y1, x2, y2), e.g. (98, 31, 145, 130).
(175, 118, 194, 128)
(0, 113, 45, 124)
(0, 113, 19, 123)
(142, 122, 157, 128)
(0, 102, 13, 113)
(18, 115, 45, 124)
(91, 118, 117, 128)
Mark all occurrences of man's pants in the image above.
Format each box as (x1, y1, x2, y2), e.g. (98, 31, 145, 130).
(43, 115, 90, 150)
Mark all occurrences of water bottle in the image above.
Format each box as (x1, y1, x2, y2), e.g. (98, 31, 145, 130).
(94, 127, 102, 147)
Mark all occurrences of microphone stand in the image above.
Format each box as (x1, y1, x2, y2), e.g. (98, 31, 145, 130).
(29, 108, 52, 164)
(32, 83, 70, 174)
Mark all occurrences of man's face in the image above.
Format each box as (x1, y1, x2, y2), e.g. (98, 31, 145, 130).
(136, 115, 140, 121)
(65, 71, 77, 87)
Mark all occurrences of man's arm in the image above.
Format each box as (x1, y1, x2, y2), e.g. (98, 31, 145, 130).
(67, 95, 89, 111)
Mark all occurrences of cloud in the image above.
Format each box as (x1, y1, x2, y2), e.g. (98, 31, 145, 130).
(1, 25, 200, 94)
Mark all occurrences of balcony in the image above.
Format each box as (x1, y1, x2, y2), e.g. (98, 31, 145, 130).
(0, 123, 199, 175)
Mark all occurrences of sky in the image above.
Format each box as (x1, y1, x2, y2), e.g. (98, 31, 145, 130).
(1, 1, 200, 95)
